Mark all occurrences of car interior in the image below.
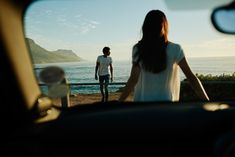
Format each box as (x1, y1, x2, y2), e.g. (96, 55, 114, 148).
(1, 0, 235, 157)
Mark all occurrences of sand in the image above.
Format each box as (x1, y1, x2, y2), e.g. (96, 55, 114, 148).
(52, 92, 133, 107)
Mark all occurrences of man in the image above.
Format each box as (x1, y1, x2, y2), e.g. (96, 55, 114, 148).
(95, 47, 113, 102)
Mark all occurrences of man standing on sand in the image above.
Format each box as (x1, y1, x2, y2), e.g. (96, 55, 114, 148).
(95, 46, 113, 102)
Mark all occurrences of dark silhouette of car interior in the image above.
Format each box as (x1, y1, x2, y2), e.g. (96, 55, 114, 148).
(1, 0, 235, 157)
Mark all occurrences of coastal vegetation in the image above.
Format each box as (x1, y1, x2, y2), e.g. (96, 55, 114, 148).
(181, 73, 235, 101)
(196, 72, 235, 81)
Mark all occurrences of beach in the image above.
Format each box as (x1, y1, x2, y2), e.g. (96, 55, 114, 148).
(52, 92, 133, 107)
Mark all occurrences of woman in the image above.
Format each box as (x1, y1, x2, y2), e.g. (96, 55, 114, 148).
(119, 10, 209, 102)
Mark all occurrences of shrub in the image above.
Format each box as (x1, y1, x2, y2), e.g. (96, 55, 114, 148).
(181, 73, 235, 101)
(196, 72, 235, 81)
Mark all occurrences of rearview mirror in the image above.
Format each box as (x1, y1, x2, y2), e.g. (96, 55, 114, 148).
(211, 1, 235, 34)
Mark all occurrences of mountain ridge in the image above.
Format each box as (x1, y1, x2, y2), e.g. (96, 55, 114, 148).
(26, 38, 83, 64)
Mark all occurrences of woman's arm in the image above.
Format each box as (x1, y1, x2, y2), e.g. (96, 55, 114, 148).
(95, 62, 100, 80)
(178, 57, 210, 101)
(118, 63, 140, 101)
(109, 63, 113, 82)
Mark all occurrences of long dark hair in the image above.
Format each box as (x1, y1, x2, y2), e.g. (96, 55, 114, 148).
(135, 10, 168, 73)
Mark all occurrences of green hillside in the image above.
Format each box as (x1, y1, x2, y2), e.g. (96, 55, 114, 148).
(26, 38, 83, 64)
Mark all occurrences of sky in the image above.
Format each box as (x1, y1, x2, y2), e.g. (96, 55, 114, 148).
(24, 0, 235, 61)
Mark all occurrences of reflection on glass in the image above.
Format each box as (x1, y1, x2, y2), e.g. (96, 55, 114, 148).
(203, 103, 230, 111)
(39, 66, 69, 98)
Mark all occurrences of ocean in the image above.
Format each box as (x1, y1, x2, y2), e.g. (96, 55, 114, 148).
(34, 56, 235, 94)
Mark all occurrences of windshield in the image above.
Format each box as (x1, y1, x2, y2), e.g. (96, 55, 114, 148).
(24, 0, 235, 106)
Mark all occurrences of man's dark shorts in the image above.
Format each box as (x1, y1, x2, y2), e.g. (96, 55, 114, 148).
(99, 74, 110, 85)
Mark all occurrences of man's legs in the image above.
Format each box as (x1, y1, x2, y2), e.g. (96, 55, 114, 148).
(104, 84, 108, 102)
(104, 75, 110, 102)
(99, 75, 110, 102)
(99, 76, 105, 102)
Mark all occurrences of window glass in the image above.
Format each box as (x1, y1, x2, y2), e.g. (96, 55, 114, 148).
(24, 0, 235, 106)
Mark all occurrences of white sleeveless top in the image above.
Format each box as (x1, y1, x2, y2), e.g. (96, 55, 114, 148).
(132, 42, 185, 102)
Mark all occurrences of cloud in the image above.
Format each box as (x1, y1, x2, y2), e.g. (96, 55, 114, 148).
(74, 14, 82, 18)
(90, 20, 100, 25)
(45, 10, 53, 15)
(57, 15, 67, 22)
(55, 13, 100, 35)
(80, 19, 100, 34)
